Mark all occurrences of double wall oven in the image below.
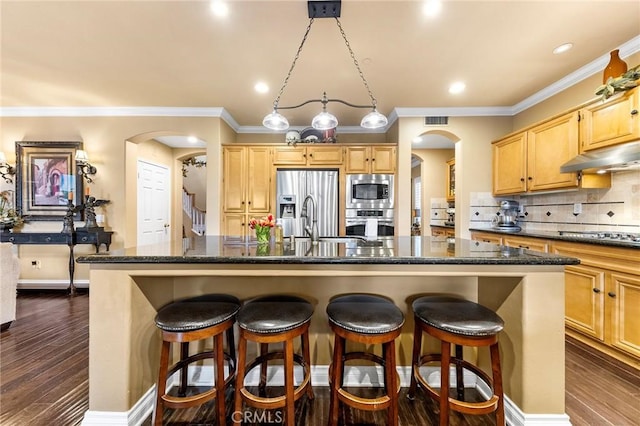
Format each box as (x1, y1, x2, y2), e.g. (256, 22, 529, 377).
(345, 174, 395, 237)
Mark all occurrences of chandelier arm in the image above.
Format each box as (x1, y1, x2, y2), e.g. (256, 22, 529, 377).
(272, 18, 315, 108)
(334, 17, 378, 108)
(276, 99, 323, 110)
(326, 98, 374, 109)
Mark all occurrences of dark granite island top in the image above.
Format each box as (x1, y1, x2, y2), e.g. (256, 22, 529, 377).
(79, 236, 576, 426)
(77, 235, 579, 265)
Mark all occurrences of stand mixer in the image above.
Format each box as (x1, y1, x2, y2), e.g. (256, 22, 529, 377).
(492, 200, 521, 232)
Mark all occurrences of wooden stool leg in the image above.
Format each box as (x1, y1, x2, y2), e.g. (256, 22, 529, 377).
(329, 334, 344, 426)
(440, 340, 451, 426)
(179, 341, 189, 397)
(259, 343, 269, 396)
(154, 340, 171, 426)
(214, 332, 226, 425)
(491, 342, 505, 426)
(301, 329, 314, 400)
(233, 333, 247, 426)
(455, 344, 464, 401)
(407, 320, 422, 399)
(226, 327, 236, 369)
(284, 337, 295, 426)
(384, 341, 399, 426)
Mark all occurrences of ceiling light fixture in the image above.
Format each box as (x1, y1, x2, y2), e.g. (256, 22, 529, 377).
(553, 43, 573, 54)
(449, 82, 466, 94)
(262, 0, 388, 132)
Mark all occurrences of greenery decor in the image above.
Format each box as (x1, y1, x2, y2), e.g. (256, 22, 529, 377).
(249, 214, 275, 243)
(0, 190, 23, 230)
(181, 157, 207, 177)
(595, 64, 640, 101)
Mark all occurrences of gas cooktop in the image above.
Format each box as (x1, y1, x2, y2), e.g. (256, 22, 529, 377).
(558, 231, 640, 244)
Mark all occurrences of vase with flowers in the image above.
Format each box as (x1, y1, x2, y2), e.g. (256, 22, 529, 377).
(249, 214, 275, 244)
(0, 190, 23, 232)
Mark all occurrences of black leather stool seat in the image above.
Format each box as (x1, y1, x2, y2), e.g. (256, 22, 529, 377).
(237, 295, 313, 334)
(412, 296, 504, 337)
(155, 294, 241, 332)
(327, 294, 404, 334)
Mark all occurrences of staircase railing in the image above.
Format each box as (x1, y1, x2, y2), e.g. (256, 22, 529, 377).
(182, 188, 206, 236)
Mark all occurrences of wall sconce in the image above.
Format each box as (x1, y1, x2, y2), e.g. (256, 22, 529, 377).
(0, 152, 16, 184)
(75, 150, 97, 183)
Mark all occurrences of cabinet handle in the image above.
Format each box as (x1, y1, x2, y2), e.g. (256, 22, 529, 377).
(631, 109, 638, 116)
(607, 292, 616, 298)
(592, 288, 601, 293)
(528, 176, 533, 180)
(247, 200, 251, 205)
(520, 178, 525, 182)
(309, 153, 313, 157)
(366, 158, 369, 162)
(372, 158, 375, 162)
(518, 245, 530, 249)
(303, 153, 307, 158)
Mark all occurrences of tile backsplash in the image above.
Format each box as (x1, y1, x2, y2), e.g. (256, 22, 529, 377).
(468, 169, 640, 234)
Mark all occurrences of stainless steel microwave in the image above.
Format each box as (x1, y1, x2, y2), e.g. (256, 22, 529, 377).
(346, 174, 394, 209)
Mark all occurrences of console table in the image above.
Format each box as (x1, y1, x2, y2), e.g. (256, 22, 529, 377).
(0, 227, 113, 296)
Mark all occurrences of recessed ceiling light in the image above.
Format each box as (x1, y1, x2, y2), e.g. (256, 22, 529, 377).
(254, 82, 269, 94)
(188, 136, 198, 144)
(413, 137, 422, 144)
(449, 82, 466, 94)
(210, 1, 229, 17)
(423, 0, 442, 17)
(553, 43, 573, 54)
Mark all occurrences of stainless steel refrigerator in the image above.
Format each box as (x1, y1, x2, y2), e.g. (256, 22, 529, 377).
(276, 169, 339, 238)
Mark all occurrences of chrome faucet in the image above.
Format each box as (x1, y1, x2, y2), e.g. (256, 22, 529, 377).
(301, 194, 319, 244)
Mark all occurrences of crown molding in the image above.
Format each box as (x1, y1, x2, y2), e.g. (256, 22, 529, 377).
(394, 106, 515, 117)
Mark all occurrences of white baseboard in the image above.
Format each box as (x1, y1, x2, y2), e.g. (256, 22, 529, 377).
(17, 279, 89, 290)
(81, 365, 571, 426)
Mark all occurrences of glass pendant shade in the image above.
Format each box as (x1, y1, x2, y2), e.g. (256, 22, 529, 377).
(311, 111, 338, 130)
(262, 110, 290, 130)
(360, 109, 388, 129)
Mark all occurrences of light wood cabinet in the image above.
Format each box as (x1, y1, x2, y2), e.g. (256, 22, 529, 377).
(273, 145, 343, 165)
(580, 86, 640, 152)
(493, 111, 610, 196)
(345, 146, 396, 174)
(553, 241, 640, 367)
(445, 158, 455, 202)
(431, 226, 454, 237)
(470, 231, 503, 245)
(502, 235, 549, 252)
(222, 146, 272, 238)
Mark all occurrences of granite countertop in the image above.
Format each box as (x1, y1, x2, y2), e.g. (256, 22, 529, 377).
(76, 235, 578, 265)
(469, 227, 640, 249)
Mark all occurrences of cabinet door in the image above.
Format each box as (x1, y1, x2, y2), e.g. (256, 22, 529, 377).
(492, 133, 527, 195)
(446, 158, 455, 202)
(527, 112, 579, 191)
(247, 147, 271, 213)
(306, 146, 343, 165)
(345, 146, 370, 173)
(564, 265, 605, 341)
(222, 147, 246, 212)
(609, 272, 640, 359)
(222, 213, 247, 239)
(581, 87, 640, 151)
(273, 146, 306, 165)
(370, 146, 396, 173)
(502, 236, 548, 253)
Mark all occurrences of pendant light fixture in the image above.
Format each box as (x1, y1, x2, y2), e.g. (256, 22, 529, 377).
(262, 0, 388, 132)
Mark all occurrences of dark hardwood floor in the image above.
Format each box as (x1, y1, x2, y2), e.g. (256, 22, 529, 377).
(2, 292, 639, 425)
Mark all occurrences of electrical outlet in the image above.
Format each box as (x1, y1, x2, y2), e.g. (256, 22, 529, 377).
(31, 260, 41, 269)
(573, 203, 582, 215)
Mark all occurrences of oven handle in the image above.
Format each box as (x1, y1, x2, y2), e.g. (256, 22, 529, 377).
(346, 219, 395, 225)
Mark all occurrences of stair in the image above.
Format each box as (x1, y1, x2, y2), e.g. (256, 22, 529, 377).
(182, 187, 206, 236)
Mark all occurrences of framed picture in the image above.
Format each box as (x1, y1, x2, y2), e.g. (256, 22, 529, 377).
(15, 141, 84, 221)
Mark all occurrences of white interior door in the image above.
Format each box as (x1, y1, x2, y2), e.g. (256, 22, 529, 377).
(137, 160, 171, 246)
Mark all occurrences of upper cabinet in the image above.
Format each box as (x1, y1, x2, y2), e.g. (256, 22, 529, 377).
(345, 146, 396, 174)
(273, 145, 343, 166)
(222, 146, 272, 214)
(493, 110, 610, 196)
(445, 157, 455, 202)
(580, 86, 640, 152)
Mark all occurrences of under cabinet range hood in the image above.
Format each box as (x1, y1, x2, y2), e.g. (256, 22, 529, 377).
(560, 141, 640, 173)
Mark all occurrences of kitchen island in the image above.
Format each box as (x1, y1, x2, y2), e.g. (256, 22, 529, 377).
(77, 236, 578, 426)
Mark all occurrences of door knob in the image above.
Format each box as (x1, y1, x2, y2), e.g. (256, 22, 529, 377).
(164, 224, 170, 228)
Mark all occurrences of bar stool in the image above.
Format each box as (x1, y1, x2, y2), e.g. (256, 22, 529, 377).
(407, 296, 505, 426)
(233, 295, 314, 426)
(153, 294, 240, 426)
(326, 294, 405, 426)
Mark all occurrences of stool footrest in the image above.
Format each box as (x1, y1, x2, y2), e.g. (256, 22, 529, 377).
(238, 351, 312, 409)
(162, 387, 219, 409)
(412, 353, 499, 415)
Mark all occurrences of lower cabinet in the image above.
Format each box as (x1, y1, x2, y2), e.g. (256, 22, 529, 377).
(431, 226, 454, 237)
(470, 231, 503, 245)
(553, 242, 640, 367)
(502, 235, 549, 252)
(222, 214, 250, 240)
